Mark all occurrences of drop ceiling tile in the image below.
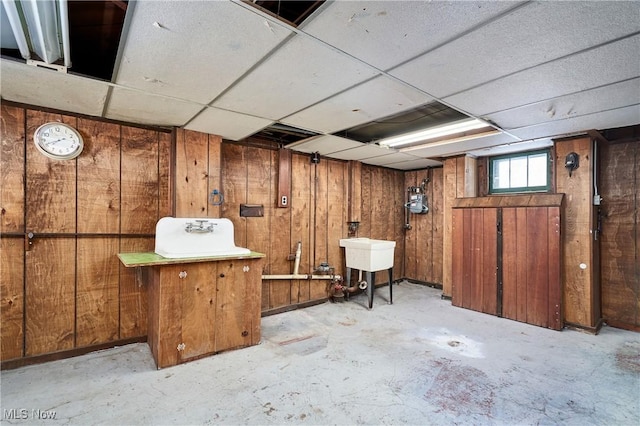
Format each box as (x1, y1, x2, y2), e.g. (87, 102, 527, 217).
(485, 78, 640, 130)
(212, 35, 379, 120)
(0, 59, 109, 116)
(381, 158, 443, 170)
(114, 1, 292, 104)
(286, 135, 363, 155)
(302, 1, 518, 71)
(509, 104, 640, 141)
(361, 152, 434, 167)
(444, 35, 640, 116)
(467, 138, 553, 158)
(185, 107, 273, 141)
(281, 75, 433, 134)
(400, 132, 520, 159)
(391, 1, 640, 98)
(326, 143, 392, 161)
(104, 87, 203, 126)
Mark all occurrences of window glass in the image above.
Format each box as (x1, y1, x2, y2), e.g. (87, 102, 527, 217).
(489, 149, 550, 194)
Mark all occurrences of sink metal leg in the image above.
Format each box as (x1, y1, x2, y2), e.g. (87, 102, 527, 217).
(345, 267, 352, 300)
(388, 267, 393, 304)
(366, 271, 375, 309)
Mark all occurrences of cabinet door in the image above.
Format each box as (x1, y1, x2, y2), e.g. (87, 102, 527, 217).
(215, 259, 261, 352)
(451, 208, 498, 315)
(179, 263, 217, 361)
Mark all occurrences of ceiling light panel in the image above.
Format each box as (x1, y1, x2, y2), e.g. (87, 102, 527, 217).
(443, 34, 640, 117)
(379, 119, 490, 148)
(398, 132, 519, 159)
(105, 86, 203, 126)
(486, 78, 640, 130)
(212, 35, 379, 120)
(281, 75, 433, 134)
(185, 107, 273, 141)
(0, 59, 109, 116)
(301, 0, 518, 71)
(113, 1, 292, 104)
(390, 1, 640, 99)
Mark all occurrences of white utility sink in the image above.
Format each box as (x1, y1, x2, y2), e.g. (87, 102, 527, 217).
(339, 238, 396, 272)
(155, 217, 250, 259)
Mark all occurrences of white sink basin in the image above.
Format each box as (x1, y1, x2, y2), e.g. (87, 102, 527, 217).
(339, 238, 396, 271)
(155, 217, 250, 259)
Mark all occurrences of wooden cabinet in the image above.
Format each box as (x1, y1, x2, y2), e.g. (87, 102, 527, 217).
(452, 195, 564, 330)
(143, 256, 263, 368)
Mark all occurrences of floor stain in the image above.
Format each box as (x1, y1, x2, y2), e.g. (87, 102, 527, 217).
(615, 341, 640, 373)
(425, 359, 495, 417)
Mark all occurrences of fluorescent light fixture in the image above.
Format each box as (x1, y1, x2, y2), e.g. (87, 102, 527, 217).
(1, 0, 70, 69)
(398, 128, 501, 153)
(1, 0, 30, 60)
(378, 118, 490, 148)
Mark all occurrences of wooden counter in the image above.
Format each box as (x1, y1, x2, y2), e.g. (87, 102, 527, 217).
(119, 251, 265, 368)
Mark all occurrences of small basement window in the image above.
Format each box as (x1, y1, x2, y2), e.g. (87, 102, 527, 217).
(489, 149, 551, 194)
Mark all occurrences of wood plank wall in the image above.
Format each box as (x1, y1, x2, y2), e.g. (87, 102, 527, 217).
(555, 137, 600, 329)
(442, 156, 471, 297)
(599, 140, 639, 330)
(0, 104, 172, 363)
(404, 168, 444, 285)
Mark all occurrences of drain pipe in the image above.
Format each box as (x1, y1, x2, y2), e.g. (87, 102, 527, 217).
(262, 241, 341, 281)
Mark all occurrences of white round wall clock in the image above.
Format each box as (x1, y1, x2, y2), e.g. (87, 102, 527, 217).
(33, 122, 84, 160)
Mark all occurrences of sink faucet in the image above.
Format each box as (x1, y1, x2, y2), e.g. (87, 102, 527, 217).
(185, 219, 215, 233)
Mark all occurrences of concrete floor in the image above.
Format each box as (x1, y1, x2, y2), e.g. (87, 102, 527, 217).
(1, 282, 639, 425)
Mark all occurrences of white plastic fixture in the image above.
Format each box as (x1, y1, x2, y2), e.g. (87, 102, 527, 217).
(339, 238, 396, 272)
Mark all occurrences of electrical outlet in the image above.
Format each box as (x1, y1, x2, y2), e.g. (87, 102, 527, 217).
(281, 195, 288, 206)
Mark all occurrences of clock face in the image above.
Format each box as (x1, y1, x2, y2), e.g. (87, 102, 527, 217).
(34, 122, 84, 160)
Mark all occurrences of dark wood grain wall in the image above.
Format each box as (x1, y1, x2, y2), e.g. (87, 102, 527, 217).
(1, 104, 172, 364)
(599, 139, 640, 331)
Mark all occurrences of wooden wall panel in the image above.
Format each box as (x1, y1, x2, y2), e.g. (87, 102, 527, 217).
(515, 208, 528, 322)
(526, 207, 549, 327)
(348, 160, 362, 223)
(327, 159, 347, 276)
(176, 129, 208, 217)
(555, 137, 596, 328)
(26, 111, 77, 233)
(481, 208, 497, 315)
(501, 208, 518, 320)
(119, 237, 152, 339)
(1, 238, 24, 360)
(25, 238, 75, 355)
(547, 207, 562, 330)
(393, 170, 405, 279)
(121, 127, 159, 234)
(599, 140, 639, 329)
(268, 150, 292, 309)
(1, 104, 25, 233)
(451, 208, 463, 306)
(291, 153, 311, 302)
(206, 134, 222, 218)
(77, 119, 121, 233)
(245, 146, 272, 259)
(221, 143, 247, 248)
(431, 168, 444, 285)
(159, 132, 173, 218)
(76, 237, 119, 346)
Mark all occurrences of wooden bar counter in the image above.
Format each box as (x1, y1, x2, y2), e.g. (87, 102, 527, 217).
(118, 252, 265, 368)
